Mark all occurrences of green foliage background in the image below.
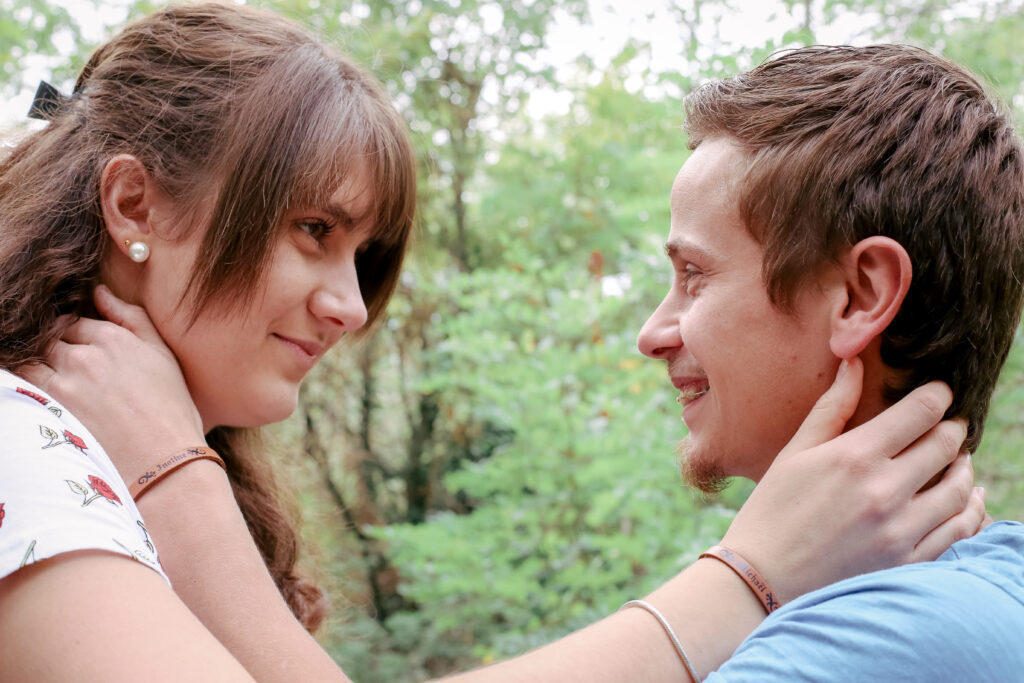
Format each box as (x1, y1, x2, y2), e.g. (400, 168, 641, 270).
(3, 1, 1023, 680)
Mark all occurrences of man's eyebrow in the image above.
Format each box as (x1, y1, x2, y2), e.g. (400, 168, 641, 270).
(664, 238, 717, 263)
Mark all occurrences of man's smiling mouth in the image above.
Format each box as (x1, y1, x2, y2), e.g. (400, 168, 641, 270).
(677, 384, 710, 406)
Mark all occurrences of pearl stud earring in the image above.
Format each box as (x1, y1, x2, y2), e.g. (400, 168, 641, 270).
(127, 240, 150, 263)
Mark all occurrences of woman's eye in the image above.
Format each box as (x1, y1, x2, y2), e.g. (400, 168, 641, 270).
(296, 219, 334, 242)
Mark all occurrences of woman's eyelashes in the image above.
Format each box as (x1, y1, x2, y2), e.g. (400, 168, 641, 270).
(294, 218, 377, 267)
(296, 218, 336, 243)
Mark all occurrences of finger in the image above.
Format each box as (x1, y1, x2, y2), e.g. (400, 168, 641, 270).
(841, 380, 954, 460)
(94, 285, 163, 343)
(910, 485, 985, 562)
(52, 313, 78, 338)
(16, 360, 56, 392)
(39, 338, 81, 371)
(59, 311, 154, 347)
(902, 451, 973, 546)
(974, 487, 993, 533)
(978, 510, 995, 533)
(886, 420, 968, 495)
(58, 316, 119, 345)
(781, 357, 863, 455)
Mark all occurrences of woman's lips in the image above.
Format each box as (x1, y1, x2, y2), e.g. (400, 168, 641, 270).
(273, 333, 322, 371)
(274, 333, 321, 358)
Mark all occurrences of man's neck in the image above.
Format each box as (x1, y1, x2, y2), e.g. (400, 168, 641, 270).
(843, 345, 894, 432)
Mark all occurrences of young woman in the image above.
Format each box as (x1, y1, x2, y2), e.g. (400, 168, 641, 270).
(0, 3, 412, 678)
(0, 4, 983, 681)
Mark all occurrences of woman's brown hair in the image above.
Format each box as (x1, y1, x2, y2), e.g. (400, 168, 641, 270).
(0, 2, 416, 630)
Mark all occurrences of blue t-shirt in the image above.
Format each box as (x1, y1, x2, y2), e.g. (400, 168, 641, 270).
(707, 521, 1024, 681)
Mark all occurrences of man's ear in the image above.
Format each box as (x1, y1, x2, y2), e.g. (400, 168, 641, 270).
(100, 154, 158, 259)
(829, 236, 912, 359)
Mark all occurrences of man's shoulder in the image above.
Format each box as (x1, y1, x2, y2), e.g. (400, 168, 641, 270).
(846, 519, 1024, 600)
(783, 520, 1024, 623)
(708, 522, 1024, 681)
(936, 519, 1024, 598)
(943, 518, 1024, 560)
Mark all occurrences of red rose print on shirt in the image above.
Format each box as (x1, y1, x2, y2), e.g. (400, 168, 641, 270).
(40, 425, 88, 453)
(0, 502, 5, 529)
(64, 430, 87, 451)
(17, 386, 49, 405)
(88, 475, 122, 505)
(67, 475, 122, 507)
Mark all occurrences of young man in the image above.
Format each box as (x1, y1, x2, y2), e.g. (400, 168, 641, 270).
(638, 45, 1024, 679)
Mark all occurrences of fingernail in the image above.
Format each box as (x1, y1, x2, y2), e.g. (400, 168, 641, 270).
(979, 486, 986, 502)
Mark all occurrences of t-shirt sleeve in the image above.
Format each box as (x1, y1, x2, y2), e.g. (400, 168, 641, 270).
(0, 381, 166, 583)
(705, 565, 1024, 682)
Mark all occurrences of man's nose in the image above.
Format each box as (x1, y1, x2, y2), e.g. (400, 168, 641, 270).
(637, 301, 682, 359)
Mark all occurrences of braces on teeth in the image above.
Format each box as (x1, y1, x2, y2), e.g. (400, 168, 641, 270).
(677, 387, 709, 405)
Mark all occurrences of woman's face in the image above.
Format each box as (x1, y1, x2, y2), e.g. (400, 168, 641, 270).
(111, 173, 375, 431)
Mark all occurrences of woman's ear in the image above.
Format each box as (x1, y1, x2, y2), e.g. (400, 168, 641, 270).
(100, 155, 158, 260)
(829, 236, 912, 359)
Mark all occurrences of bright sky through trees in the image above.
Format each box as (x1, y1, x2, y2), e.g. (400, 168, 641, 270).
(1, 0, 886, 129)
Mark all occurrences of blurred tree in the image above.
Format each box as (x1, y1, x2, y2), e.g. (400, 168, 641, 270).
(3, 2, 1023, 680)
(0, 0, 87, 95)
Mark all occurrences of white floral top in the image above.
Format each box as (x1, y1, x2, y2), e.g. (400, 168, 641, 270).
(0, 369, 168, 583)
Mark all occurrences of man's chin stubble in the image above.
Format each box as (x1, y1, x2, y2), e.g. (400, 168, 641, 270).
(676, 437, 730, 496)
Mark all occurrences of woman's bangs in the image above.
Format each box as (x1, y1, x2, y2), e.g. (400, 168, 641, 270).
(288, 86, 415, 250)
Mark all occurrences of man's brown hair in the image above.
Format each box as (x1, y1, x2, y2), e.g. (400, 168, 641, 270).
(684, 44, 1024, 451)
(0, 2, 417, 630)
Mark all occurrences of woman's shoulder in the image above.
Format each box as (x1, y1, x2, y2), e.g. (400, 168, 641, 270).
(0, 368, 113, 469)
(0, 368, 167, 584)
(0, 368, 89, 446)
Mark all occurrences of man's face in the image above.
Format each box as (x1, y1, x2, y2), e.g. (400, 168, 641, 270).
(637, 137, 840, 491)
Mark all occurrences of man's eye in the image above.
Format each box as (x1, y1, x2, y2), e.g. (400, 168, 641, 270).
(677, 263, 700, 279)
(297, 219, 334, 241)
(676, 264, 704, 291)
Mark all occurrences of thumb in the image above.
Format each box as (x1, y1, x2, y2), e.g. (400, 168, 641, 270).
(93, 284, 164, 344)
(779, 357, 863, 457)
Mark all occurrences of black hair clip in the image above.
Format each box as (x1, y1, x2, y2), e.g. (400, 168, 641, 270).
(27, 80, 69, 121)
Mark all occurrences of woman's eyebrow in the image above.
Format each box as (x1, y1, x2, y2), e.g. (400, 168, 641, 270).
(321, 201, 356, 227)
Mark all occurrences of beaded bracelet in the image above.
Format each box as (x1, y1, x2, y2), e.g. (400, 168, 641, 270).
(129, 446, 226, 500)
(699, 545, 781, 613)
(619, 599, 701, 682)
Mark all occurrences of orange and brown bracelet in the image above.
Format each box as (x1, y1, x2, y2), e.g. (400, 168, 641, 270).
(129, 446, 226, 500)
(700, 545, 781, 614)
